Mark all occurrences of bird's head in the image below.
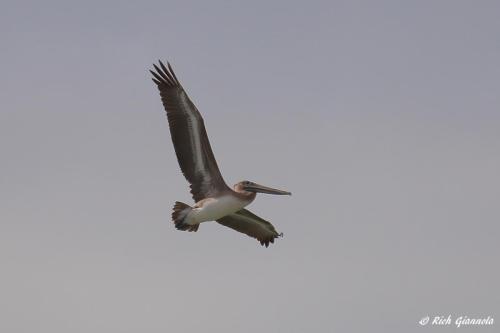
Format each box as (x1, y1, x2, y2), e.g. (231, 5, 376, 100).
(234, 180, 291, 196)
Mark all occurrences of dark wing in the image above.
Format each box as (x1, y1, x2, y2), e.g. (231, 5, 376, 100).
(217, 209, 283, 247)
(150, 61, 229, 202)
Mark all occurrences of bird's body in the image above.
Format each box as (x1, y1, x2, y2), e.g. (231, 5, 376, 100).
(189, 193, 253, 226)
(150, 60, 290, 247)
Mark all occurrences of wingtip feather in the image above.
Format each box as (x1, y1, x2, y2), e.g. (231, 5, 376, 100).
(167, 62, 180, 84)
(150, 59, 181, 87)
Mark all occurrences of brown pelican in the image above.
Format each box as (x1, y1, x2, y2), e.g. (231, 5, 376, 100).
(150, 60, 291, 247)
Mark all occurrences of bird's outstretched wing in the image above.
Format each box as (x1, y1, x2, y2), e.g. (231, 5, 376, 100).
(217, 209, 283, 247)
(151, 61, 229, 202)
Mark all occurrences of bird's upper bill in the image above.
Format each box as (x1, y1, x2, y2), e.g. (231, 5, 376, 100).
(243, 182, 291, 195)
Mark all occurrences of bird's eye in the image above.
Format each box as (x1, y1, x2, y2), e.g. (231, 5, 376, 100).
(244, 181, 250, 185)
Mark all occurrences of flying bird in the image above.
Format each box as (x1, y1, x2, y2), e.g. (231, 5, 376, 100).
(150, 60, 291, 247)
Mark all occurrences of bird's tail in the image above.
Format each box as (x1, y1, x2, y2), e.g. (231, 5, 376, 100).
(171, 201, 198, 232)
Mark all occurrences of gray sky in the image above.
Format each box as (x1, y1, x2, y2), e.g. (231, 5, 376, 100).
(1, 1, 499, 332)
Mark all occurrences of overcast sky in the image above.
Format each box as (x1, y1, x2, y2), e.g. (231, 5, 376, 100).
(1, 1, 499, 332)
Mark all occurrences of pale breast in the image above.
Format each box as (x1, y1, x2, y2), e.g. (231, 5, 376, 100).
(192, 195, 250, 223)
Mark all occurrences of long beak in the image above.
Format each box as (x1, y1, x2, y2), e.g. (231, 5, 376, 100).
(244, 183, 292, 195)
